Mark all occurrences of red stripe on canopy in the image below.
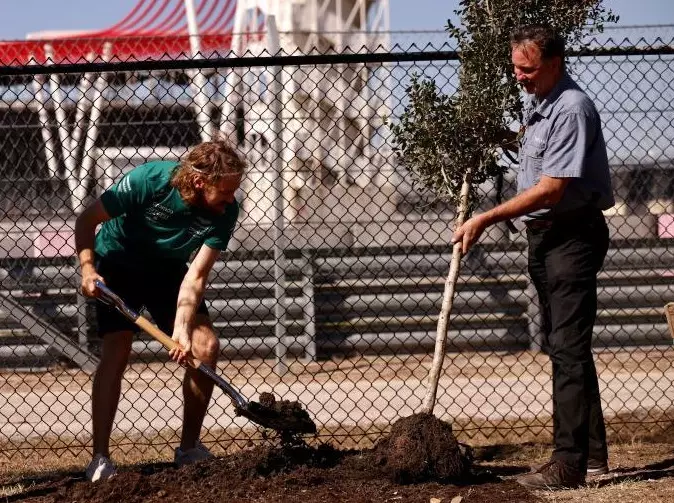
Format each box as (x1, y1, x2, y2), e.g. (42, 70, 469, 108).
(0, 0, 252, 65)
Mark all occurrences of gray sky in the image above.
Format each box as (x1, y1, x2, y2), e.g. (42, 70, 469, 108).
(0, 0, 672, 39)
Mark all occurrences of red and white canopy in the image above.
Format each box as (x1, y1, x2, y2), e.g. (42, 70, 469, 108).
(0, 0, 262, 66)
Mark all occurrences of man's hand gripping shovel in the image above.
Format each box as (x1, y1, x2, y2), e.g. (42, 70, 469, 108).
(94, 280, 316, 436)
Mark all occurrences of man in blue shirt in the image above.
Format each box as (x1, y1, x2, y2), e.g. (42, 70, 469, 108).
(452, 24, 614, 489)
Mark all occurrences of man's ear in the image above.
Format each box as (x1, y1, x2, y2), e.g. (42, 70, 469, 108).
(551, 55, 563, 73)
(193, 175, 205, 189)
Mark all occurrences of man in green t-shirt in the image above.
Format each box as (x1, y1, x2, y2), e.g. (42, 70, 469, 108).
(75, 140, 245, 482)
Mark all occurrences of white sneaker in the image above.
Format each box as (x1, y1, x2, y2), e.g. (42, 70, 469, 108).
(85, 454, 117, 482)
(174, 442, 214, 467)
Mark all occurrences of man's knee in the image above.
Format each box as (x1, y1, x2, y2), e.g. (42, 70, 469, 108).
(548, 341, 595, 368)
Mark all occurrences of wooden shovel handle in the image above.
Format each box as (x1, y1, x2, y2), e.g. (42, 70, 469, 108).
(134, 316, 202, 370)
(136, 314, 247, 408)
(95, 279, 203, 369)
(94, 280, 248, 409)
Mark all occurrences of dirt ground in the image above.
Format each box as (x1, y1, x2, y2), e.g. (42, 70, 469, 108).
(1, 348, 672, 502)
(1, 441, 537, 503)
(3, 421, 673, 503)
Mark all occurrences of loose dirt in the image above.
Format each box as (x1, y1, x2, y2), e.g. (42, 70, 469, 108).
(372, 413, 472, 483)
(11, 414, 540, 503)
(249, 391, 317, 437)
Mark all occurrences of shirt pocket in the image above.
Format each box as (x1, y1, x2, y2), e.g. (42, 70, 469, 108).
(521, 140, 546, 184)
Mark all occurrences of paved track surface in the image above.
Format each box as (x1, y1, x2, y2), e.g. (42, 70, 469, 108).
(1, 348, 673, 441)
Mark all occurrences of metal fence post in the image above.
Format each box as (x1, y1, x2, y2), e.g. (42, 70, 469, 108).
(267, 15, 289, 376)
(185, 0, 213, 141)
(301, 250, 317, 362)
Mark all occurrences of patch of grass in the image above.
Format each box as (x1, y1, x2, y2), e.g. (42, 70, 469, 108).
(0, 481, 29, 497)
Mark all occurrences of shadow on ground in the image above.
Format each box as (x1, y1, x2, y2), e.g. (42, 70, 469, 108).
(589, 457, 674, 488)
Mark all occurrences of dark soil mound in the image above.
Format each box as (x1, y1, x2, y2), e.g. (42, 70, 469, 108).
(15, 418, 538, 503)
(39, 443, 344, 503)
(372, 413, 472, 483)
(225, 441, 343, 478)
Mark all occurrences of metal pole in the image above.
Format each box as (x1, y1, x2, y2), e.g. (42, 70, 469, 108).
(335, 0, 350, 176)
(185, 0, 212, 141)
(70, 57, 96, 168)
(45, 46, 96, 199)
(302, 250, 317, 362)
(0, 292, 99, 373)
(74, 43, 112, 213)
(267, 15, 288, 375)
(44, 44, 73, 180)
(220, 0, 247, 138)
(29, 60, 60, 179)
(184, 0, 201, 55)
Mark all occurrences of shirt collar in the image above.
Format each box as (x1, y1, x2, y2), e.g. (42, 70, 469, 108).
(532, 72, 573, 119)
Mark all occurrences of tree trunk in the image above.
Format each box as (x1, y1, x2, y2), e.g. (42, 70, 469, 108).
(421, 170, 471, 414)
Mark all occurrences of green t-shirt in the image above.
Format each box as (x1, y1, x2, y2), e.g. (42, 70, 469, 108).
(95, 160, 239, 268)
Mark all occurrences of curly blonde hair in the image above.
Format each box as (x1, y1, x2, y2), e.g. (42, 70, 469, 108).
(171, 140, 246, 205)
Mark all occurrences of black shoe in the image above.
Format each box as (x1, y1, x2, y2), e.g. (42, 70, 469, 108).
(586, 458, 609, 476)
(518, 460, 585, 490)
(531, 458, 609, 476)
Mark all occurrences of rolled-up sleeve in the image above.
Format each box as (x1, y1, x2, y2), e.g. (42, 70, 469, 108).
(543, 111, 594, 179)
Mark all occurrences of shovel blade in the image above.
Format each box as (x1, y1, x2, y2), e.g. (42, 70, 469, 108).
(236, 401, 317, 434)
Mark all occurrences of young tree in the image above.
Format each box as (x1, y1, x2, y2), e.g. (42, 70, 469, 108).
(390, 0, 618, 414)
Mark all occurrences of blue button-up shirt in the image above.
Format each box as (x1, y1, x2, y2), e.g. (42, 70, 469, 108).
(517, 72, 615, 219)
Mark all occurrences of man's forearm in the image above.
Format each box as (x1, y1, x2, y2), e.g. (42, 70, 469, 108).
(481, 181, 564, 226)
(175, 275, 206, 331)
(79, 250, 97, 277)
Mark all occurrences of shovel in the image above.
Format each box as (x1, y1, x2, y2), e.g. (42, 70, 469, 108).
(93, 279, 316, 435)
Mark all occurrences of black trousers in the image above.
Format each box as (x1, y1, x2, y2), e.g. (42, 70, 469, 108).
(526, 208, 609, 471)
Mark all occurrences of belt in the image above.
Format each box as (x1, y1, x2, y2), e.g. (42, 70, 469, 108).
(524, 219, 553, 231)
(524, 206, 602, 231)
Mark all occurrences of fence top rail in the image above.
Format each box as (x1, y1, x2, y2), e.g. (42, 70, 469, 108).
(0, 50, 458, 77)
(1, 42, 673, 77)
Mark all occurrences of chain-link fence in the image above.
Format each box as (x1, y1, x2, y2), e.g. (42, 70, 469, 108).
(0, 36, 673, 461)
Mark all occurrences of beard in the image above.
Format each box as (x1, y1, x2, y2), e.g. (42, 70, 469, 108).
(194, 189, 227, 214)
(519, 80, 536, 94)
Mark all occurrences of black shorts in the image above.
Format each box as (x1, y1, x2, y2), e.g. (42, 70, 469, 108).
(95, 256, 209, 336)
